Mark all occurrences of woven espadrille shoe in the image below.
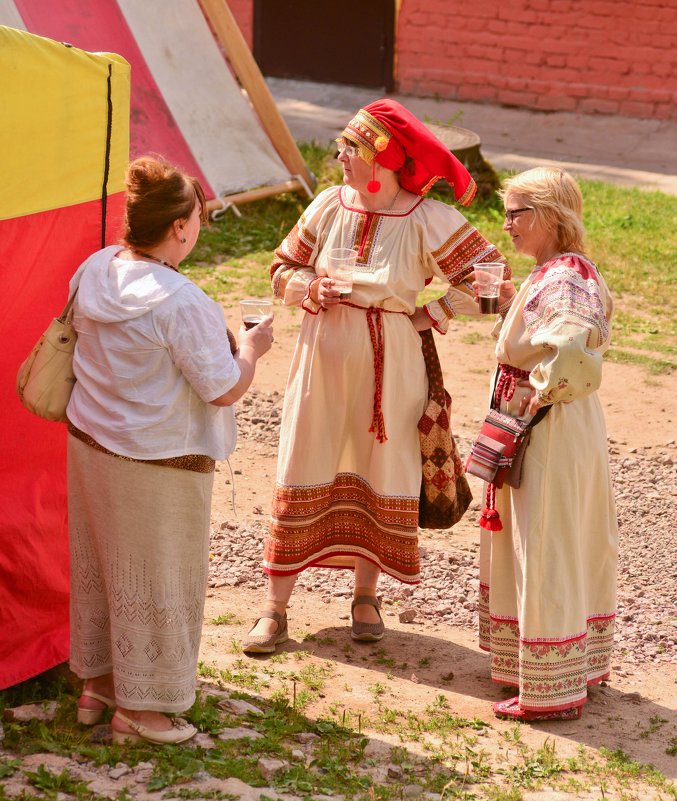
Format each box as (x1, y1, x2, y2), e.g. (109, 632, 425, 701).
(242, 610, 289, 654)
(350, 595, 385, 642)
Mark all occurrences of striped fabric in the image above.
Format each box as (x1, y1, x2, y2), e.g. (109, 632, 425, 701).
(0, 25, 130, 689)
(1, 0, 293, 199)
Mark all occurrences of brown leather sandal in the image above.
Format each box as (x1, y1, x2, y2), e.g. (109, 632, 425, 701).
(351, 595, 385, 642)
(242, 610, 289, 654)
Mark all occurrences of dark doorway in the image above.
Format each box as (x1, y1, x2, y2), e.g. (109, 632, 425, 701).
(253, 0, 395, 90)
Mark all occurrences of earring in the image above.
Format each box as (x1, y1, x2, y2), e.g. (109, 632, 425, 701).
(180, 237, 186, 243)
(367, 160, 380, 193)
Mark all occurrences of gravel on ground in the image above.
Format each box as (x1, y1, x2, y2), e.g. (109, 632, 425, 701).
(210, 390, 677, 666)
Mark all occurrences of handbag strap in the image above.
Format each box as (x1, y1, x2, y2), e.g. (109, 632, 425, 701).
(419, 329, 446, 406)
(57, 288, 78, 323)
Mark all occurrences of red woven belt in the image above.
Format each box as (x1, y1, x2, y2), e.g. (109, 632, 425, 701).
(341, 300, 407, 443)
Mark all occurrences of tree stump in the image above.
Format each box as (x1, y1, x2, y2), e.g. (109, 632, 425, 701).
(424, 123, 500, 201)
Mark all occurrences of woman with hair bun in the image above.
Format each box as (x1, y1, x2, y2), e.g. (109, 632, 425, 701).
(66, 156, 273, 744)
(478, 166, 618, 722)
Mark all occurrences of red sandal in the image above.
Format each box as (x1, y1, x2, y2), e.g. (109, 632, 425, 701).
(492, 696, 582, 722)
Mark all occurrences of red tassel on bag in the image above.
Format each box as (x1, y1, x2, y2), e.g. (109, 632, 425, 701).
(479, 483, 503, 531)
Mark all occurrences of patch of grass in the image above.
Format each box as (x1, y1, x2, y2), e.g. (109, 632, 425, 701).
(209, 612, 241, 626)
(163, 791, 238, 800)
(0, 758, 21, 779)
(605, 348, 675, 374)
(503, 738, 564, 788)
(147, 750, 206, 792)
(638, 714, 668, 739)
(373, 648, 396, 669)
(186, 691, 224, 734)
(484, 786, 523, 801)
(461, 330, 486, 345)
(24, 764, 90, 796)
(368, 682, 388, 699)
(1, 670, 673, 801)
(598, 747, 675, 791)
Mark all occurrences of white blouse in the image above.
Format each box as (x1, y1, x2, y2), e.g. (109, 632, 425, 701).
(67, 247, 240, 460)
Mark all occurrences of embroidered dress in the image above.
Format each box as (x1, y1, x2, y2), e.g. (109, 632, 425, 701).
(479, 253, 618, 711)
(267, 186, 504, 582)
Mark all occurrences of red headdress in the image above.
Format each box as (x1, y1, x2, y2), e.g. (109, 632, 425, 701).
(340, 99, 476, 206)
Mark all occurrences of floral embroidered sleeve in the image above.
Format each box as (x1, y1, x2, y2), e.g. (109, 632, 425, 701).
(525, 255, 613, 405)
(419, 202, 508, 334)
(269, 187, 341, 313)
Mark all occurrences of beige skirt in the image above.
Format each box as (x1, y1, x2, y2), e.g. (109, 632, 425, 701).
(68, 435, 214, 713)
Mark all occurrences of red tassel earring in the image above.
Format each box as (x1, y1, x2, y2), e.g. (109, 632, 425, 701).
(367, 136, 389, 193)
(367, 160, 380, 193)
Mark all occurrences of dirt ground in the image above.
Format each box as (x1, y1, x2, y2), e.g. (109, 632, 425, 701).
(199, 299, 677, 787)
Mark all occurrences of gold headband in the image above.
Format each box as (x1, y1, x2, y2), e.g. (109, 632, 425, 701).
(340, 108, 392, 165)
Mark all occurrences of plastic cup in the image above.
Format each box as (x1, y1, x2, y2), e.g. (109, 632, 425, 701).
(474, 262, 504, 314)
(326, 247, 357, 300)
(240, 299, 273, 329)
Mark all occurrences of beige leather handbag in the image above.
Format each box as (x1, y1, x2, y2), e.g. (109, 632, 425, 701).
(16, 290, 78, 422)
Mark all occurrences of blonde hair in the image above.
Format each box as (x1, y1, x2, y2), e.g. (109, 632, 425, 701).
(499, 167, 585, 254)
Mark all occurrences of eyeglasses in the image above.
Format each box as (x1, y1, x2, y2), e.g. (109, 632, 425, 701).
(335, 140, 360, 158)
(504, 207, 533, 224)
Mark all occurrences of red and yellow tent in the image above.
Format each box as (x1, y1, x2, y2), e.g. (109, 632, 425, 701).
(0, 26, 130, 688)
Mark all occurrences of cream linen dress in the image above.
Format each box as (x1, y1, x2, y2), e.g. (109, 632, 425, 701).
(266, 185, 504, 582)
(479, 252, 618, 711)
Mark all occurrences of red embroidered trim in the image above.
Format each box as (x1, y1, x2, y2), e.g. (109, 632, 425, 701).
(301, 277, 322, 315)
(263, 553, 421, 585)
(338, 186, 424, 217)
(424, 304, 445, 334)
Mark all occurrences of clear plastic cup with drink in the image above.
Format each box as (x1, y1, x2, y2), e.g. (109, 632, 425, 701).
(239, 299, 273, 329)
(474, 262, 504, 314)
(326, 247, 358, 300)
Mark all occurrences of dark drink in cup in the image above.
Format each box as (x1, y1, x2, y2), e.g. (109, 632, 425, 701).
(479, 295, 499, 314)
(240, 299, 272, 329)
(243, 316, 262, 330)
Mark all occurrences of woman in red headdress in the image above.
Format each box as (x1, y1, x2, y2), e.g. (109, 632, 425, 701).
(243, 100, 507, 653)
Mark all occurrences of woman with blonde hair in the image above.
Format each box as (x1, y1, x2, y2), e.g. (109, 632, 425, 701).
(478, 166, 618, 721)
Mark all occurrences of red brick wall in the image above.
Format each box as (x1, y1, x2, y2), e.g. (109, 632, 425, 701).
(396, 0, 677, 119)
(227, 0, 676, 120)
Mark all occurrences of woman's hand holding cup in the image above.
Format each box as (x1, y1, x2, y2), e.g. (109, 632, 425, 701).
(238, 314, 273, 357)
(312, 277, 341, 308)
(469, 266, 516, 313)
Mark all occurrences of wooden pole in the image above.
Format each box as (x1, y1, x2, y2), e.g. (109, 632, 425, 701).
(200, 0, 315, 191)
(206, 178, 305, 213)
